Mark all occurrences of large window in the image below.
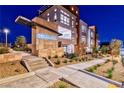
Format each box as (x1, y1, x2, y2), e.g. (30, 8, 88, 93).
(60, 14, 70, 26)
(81, 25, 87, 33)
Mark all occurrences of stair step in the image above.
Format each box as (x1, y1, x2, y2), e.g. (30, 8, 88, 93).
(27, 60, 46, 64)
(31, 64, 49, 71)
(29, 62, 47, 66)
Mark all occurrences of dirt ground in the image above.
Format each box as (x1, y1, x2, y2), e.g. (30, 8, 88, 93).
(93, 56, 124, 82)
(0, 61, 28, 79)
(50, 57, 82, 68)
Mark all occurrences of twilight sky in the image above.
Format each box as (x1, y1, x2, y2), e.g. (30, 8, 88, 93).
(0, 5, 124, 44)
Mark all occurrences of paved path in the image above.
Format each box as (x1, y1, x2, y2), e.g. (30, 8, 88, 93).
(0, 57, 119, 88)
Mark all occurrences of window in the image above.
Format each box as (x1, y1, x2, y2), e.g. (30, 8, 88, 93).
(54, 13, 57, 21)
(47, 13, 49, 16)
(72, 21, 74, 27)
(47, 17, 50, 22)
(60, 14, 70, 26)
(76, 11, 78, 14)
(81, 25, 87, 33)
(54, 9, 57, 12)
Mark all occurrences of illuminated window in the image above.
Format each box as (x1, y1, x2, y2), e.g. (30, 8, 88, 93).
(54, 13, 57, 21)
(47, 13, 49, 16)
(54, 9, 57, 12)
(47, 17, 50, 22)
(76, 11, 78, 14)
(60, 14, 70, 26)
(71, 7, 74, 11)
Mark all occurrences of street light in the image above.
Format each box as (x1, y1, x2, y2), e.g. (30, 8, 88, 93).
(4, 28, 10, 47)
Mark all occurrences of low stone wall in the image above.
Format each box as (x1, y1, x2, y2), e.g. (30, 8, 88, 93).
(38, 47, 64, 57)
(0, 52, 22, 63)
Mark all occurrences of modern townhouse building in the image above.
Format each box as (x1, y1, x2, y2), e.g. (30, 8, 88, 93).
(87, 26, 97, 53)
(79, 19, 88, 54)
(38, 5, 80, 54)
(15, 5, 98, 57)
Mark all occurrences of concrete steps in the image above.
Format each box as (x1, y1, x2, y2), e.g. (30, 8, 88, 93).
(22, 56, 49, 71)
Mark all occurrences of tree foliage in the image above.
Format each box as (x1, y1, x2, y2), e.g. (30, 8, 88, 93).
(110, 39, 122, 56)
(15, 36, 27, 48)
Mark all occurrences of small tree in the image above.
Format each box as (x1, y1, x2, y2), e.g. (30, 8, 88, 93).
(14, 36, 27, 51)
(110, 39, 122, 60)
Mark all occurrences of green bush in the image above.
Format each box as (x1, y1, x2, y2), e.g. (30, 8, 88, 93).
(97, 64, 101, 67)
(58, 84, 67, 88)
(24, 47, 32, 53)
(0, 47, 9, 54)
(87, 68, 94, 72)
(107, 68, 113, 79)
(13, 47, 24, 51)
(55, 59, 60, 65)
(68, 53, 77, 59)
(63, 59, 67, 63)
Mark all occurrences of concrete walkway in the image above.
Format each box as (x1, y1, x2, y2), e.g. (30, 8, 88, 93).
(0, 57, 119, 88)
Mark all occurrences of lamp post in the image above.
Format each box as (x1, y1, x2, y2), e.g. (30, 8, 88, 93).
(4, 28, 10, 47)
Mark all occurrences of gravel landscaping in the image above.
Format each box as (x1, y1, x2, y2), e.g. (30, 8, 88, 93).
(0, 61, 28, 79)
(86, 57, 124, 82)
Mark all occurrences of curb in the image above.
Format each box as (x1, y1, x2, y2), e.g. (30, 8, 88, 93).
(43, 57, 55, 67)
(79, 69, 122, 87)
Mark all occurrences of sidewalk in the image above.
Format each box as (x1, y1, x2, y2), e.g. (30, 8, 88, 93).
(0, 57, 118, 88)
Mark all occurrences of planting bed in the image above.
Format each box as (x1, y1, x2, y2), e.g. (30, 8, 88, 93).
(0, 61, 28, 79)
(86, 58, 124, 82)
(49, 54, 94, 68)
(49, 80, 76, 88)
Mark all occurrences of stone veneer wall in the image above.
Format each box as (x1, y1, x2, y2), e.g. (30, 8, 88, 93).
(38, 47, 64, 57)
(31, 17, 64, 57)
(0, 52, 22, 63)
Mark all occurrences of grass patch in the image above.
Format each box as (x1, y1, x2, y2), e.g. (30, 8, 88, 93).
(49, 80, 75, 88)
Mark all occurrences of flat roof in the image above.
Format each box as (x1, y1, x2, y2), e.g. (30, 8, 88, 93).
(15, 16, 62, 36)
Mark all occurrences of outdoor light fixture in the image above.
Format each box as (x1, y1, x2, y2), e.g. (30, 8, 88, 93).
(71, 7, 74, 11)
(4, 28, 10, 47)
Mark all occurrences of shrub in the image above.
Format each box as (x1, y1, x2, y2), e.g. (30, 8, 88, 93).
(79, 59, 82, 62)
(69, 59, 73, 62)
(112, 60, 117, 65)
(48, 56, 51, 59)
(67, 53, 77, 59)
(24, 47, 32, 53)
(55, 59, 60, 65)
(13, 47, 24, 51)
(97, 64, 101, 67)
(58, 84, 67, 88)
(0, 47, 9, 54)
(74, 58, 78, 61)
(63, 59, 67, 63)
(87, 68, 94, 72)
(54, 55, 58, 58)
(82, 57, 85, 61)
(93, 65, 97, 70)
(122, 58, 124, 66)
(15, 69, 20, 72)
(107, 68, 113, 79)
